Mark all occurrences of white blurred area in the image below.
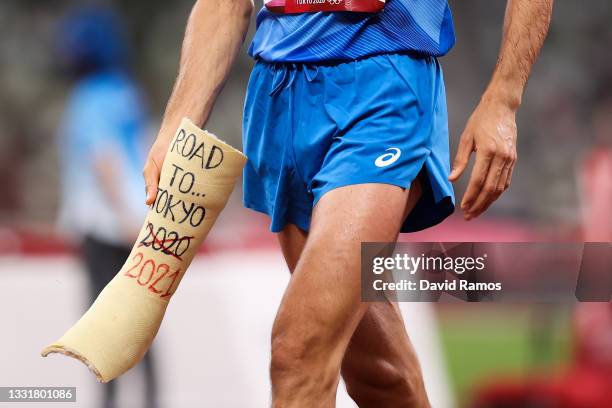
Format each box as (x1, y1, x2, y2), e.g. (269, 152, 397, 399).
(0, 250, 453, 408)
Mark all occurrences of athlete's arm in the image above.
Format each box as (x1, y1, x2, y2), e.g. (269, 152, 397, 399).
(94, 153, 137, 238)
(449, 0, 553, 220)
(143, 0, 253, 205)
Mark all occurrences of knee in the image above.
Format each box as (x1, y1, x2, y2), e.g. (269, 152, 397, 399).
(270, 332, 308, 380)
(343, 358, 428, 407)
(270, 329, 338, 392)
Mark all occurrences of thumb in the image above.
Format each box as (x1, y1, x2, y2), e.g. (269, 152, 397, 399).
(143, 158, 160, 206)
(449, 133, 473, 181)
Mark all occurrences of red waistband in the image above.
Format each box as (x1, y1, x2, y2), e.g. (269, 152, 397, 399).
(265, 0, 385, 14)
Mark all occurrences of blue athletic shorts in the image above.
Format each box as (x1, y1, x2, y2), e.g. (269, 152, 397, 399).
(242, 52, 455, 233)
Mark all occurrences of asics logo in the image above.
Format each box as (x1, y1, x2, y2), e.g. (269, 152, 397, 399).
(375, 148, 402, 168)
(328, 0, 342, 4)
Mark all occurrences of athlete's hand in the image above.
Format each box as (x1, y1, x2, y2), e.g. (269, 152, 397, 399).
(449, 99, 517, 220)
(143, 137, 170, 206)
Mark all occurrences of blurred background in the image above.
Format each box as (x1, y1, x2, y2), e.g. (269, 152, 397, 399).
(0, 1, 610, 407)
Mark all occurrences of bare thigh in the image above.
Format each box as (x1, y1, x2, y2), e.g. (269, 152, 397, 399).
(275, 180, 429, 407)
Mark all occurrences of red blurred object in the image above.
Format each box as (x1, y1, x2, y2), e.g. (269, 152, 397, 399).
(472, 305, 612, 408)
(574, 304, 612, 370)
(264, 0, 385, 14)
(579, 147, 612, 242)
(473, 367, 612, 408)
(0, 219, 278, 257)
(1, 214, 572, 256)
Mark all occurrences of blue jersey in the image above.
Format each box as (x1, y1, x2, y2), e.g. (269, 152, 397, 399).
(248, 0, 455, 62)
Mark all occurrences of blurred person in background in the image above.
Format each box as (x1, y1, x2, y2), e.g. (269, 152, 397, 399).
(55, 5, 157, 408)
(578, 82, 612, 243)
(566, 81, 612, 406)
(472, 84, 612, 408)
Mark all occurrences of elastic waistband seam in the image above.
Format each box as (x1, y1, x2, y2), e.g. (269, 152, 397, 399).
(255, 50, 435, 69)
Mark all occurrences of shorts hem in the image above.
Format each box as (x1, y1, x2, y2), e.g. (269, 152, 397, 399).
(312, 177, 455, 233)
(312, 177, 414, 207)
(243, 200, 311, 233)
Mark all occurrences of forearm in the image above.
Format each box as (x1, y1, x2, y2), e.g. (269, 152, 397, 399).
(94, 156, 124, 214)
(483, 0, 553, 110)
(158, 0, 253, 141)
(94, 156, 136, 234)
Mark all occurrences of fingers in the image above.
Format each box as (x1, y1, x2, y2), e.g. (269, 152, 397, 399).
(454, 103, 518, 220)
(142, 138, 169, 206)
(497, 157, 513, 192)
(464, 148, 516, 220)
(460, 144, 494, 215)
(449, 132, 474, 182)
(464, 155, 506, 220)
(476, 160, 512, 215)
(505, 159, 516, 190)
(143, 157, 161, 206)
